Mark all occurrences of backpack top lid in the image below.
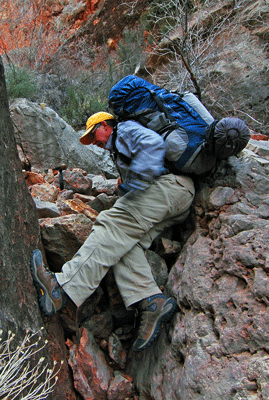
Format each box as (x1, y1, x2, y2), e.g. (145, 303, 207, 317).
(109, 75, 158, 116)
(207, 117, 250, 159)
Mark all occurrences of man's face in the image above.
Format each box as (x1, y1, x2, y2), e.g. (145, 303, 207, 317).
(89, 121, 113, 148)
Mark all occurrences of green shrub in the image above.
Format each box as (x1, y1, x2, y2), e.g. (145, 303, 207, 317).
(60, 83, 107, 128)
(5, 65, 38, 100)
(116, 26, 147, 77)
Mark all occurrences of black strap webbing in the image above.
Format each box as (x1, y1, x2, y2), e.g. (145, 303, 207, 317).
(110, 125, 132, 166)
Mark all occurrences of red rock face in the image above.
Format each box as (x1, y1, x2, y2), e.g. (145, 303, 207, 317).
(0, 0, 101, 66)
(0, 0, 149, 68)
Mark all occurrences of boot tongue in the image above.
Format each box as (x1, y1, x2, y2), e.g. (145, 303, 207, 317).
(139, 297, 159, 312)
(139, 294, 164, 309)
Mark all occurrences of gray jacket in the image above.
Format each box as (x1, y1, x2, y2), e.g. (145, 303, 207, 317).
(106, 120, 167, 192)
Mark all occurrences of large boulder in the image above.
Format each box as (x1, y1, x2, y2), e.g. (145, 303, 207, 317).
(128, 139, 269, 399)
(67, 328, 114, 400)
(10, 98, 117, 177)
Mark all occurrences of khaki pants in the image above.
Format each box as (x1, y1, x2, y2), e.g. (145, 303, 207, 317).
(56, 174, 195, 308)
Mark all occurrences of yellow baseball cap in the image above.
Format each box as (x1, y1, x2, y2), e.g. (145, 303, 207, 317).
(79, 112, 115, 145)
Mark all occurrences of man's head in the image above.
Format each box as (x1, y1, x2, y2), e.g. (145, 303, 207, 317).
(80, 112, 116, 148)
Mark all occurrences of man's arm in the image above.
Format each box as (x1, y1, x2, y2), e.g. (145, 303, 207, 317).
(116, 121, 167, 193)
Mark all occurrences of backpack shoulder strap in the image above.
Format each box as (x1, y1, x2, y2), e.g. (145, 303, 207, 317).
(111, 125, 118, 153)
(110, 124, 132, 166)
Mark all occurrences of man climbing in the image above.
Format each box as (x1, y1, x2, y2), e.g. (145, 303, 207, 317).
(30, 111, 195, 352)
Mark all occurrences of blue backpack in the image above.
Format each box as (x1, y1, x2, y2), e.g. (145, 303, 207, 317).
(108, 75, 250, 175)
(108, 75, 217, 175)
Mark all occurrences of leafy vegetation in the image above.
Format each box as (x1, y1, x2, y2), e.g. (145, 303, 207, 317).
(5, 65, 38, 100)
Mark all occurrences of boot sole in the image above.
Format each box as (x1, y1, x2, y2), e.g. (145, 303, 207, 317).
(30, 250, 57, 316)
(133, 298, 178, 352)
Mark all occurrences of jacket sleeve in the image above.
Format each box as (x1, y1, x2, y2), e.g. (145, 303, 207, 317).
(116, 121, 167, 193)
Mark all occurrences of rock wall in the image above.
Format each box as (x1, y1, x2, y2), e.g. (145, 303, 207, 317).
(0, 58, 76, 400)
(0, 0, 102, 65)
(0, 0, 148, 67)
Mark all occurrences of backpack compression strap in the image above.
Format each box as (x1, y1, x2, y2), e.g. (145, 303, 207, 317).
(148, 89, 177, 123)
(203, 120, 219, 154)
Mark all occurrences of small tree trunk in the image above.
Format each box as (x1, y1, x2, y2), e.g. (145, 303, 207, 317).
(0, 56, 71, 400)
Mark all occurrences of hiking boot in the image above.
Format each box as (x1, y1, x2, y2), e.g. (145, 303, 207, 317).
(132, 294, 178, 352)
(30, 249, 67, 316)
